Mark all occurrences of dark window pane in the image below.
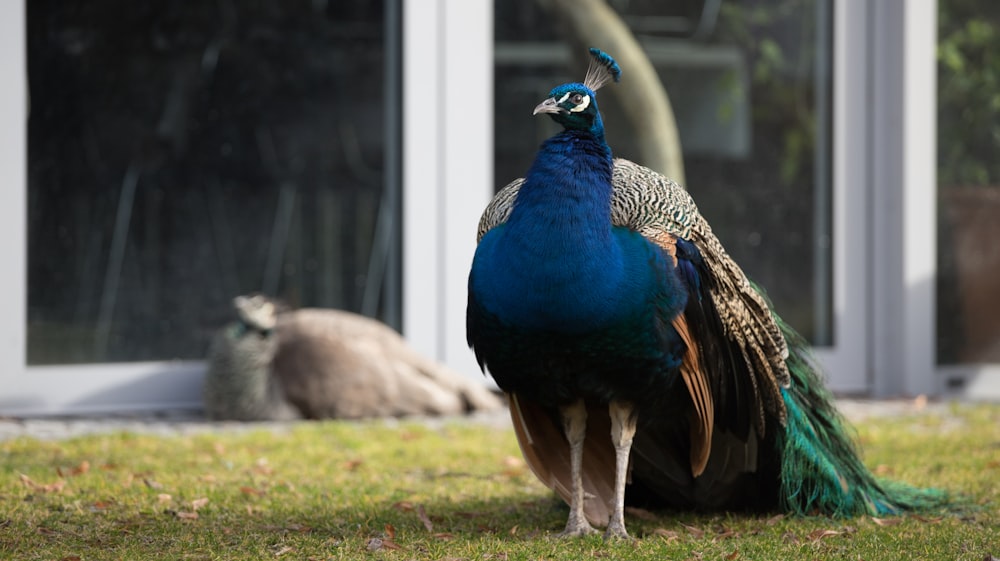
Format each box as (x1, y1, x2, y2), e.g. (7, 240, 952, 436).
(495, 0, 833, 344)
(936, 0, 1000, 364)
(27, 1, 400, 364)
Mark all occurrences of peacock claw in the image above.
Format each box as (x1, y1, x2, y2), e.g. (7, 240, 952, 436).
(556, 518, 599, 538)
(603, 524, 633, 541)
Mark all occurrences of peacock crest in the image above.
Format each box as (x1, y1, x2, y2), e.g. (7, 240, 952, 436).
(583, 48, 621, 92)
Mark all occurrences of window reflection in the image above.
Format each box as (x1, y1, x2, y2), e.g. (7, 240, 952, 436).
(936, 0, 1000, 364)
(27, 1, 399, 364)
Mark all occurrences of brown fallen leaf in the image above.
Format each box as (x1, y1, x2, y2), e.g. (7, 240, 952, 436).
(157, 494, 172, 503)
(19, 474, 65, 493)
(874, 464, 894, 476)
(57, 461, 90, 478)
(143, 478, 163, 490)
(417, 504, 434, 532)
(807, 529, 841, 542)
(191, 498, 209, 511)
(871, 517, 901, 526)
(652, 528, 680, 542)
(60, 557, 82, 561)
(343, 459, 364, 471)
(393, 500, 415, 512)
(272, 545, 294, 557)
(624, 506, 657, 521)
(240, 486, 266, 496)
(714, 526, 739, 541)
(911, 514, 943, 524)
(681, 523, 705, 539)
(765, 514, 785, 526)
(253, 458, 274, 476)
(173, 511, 199, 520)
(385, 523, 396, 540)
(434, 532, 456, 540)
(725, 549, 740, 560)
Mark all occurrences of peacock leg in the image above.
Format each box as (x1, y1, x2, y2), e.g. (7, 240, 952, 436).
(606, 399, 637, 540)
(557, 399, 598, 537)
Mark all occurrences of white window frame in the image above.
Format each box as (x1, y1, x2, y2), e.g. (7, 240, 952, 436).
(4, 0, 996, 416)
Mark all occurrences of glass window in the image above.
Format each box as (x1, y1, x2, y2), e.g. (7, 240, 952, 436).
(936, 0, 1000, 364)
(495, 0, 833, 344)
(27, 2, 400, 365)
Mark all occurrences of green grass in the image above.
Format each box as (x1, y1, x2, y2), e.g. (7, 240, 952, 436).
(1, 405, 998, 561)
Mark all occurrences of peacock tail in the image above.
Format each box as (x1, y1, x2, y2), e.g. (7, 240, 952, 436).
(774, 311, 951, 516)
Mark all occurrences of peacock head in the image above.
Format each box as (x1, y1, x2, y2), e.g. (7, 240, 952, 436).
(533, 48, 621, 135)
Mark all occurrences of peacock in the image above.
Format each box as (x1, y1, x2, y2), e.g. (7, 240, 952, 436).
(204, 294, 502, 421)
(466, 48, 947, 540)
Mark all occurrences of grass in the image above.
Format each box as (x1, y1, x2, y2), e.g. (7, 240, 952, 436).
(1, 405, 998, 561)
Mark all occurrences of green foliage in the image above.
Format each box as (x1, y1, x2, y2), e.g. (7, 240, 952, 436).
(938, 1, 1000, 186)
(716, 0, 822, 188)
(1, 407, 998, 560)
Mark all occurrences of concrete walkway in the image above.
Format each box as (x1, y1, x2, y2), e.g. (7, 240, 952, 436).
(0, 398, 953, 442)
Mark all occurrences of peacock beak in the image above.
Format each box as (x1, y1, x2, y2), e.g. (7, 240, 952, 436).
(533, 97, 565, 116)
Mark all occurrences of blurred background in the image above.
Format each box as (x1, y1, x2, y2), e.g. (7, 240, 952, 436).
(7, 0, 999, 414)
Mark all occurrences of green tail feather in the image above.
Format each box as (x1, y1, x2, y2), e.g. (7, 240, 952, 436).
(775, 317, 951, 516)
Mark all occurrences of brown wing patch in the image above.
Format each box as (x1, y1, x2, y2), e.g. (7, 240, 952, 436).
(672, 315, 714, 477)
(646, 230, 679, 267)
(508, 394, 615, 527)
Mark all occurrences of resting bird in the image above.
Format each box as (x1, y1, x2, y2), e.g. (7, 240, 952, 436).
(205, 294, 503, 421)
(467, 49, 946, 539)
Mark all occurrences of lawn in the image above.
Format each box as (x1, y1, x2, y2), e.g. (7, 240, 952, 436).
(1, 404, 997, 560)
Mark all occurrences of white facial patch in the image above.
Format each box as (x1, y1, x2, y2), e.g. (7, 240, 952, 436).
(569, 94, 590, 112)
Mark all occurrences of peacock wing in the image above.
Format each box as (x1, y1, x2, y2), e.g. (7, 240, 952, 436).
(609, 158, 789, 437)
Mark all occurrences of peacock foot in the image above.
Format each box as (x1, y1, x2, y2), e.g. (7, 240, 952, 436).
(603, 522, 633, 541)
(556, 516, 598, 538)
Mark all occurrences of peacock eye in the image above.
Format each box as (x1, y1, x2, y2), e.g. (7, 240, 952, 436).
(571, 93, 584, 104)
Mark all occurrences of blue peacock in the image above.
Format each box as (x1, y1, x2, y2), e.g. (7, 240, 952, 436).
(467, 48, 948, 540)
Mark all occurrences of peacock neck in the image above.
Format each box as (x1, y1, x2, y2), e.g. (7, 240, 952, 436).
(507, 129, 614, 238)
(474, 128, 628, 332)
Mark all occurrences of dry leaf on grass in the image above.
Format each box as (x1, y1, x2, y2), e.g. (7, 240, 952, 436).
(417, 504, 434, 532)
(713, 526, 739, 541)
(807, 529, 841, 542)
(871, 517, 901, 526)
(681, 523, 705, 538)
(191, 498, 209, 511)
(624, 506, 658, 521)
(652, 528, 680, 542)
(725, 549, 740, 560)
(765, 514, 785, 526)
(911, 514, 943, 524)
(240, 486, 266, 497)
(19, 474, 65, 493)
(57, 461, 90, 478)
(253, 458, 274, 476)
